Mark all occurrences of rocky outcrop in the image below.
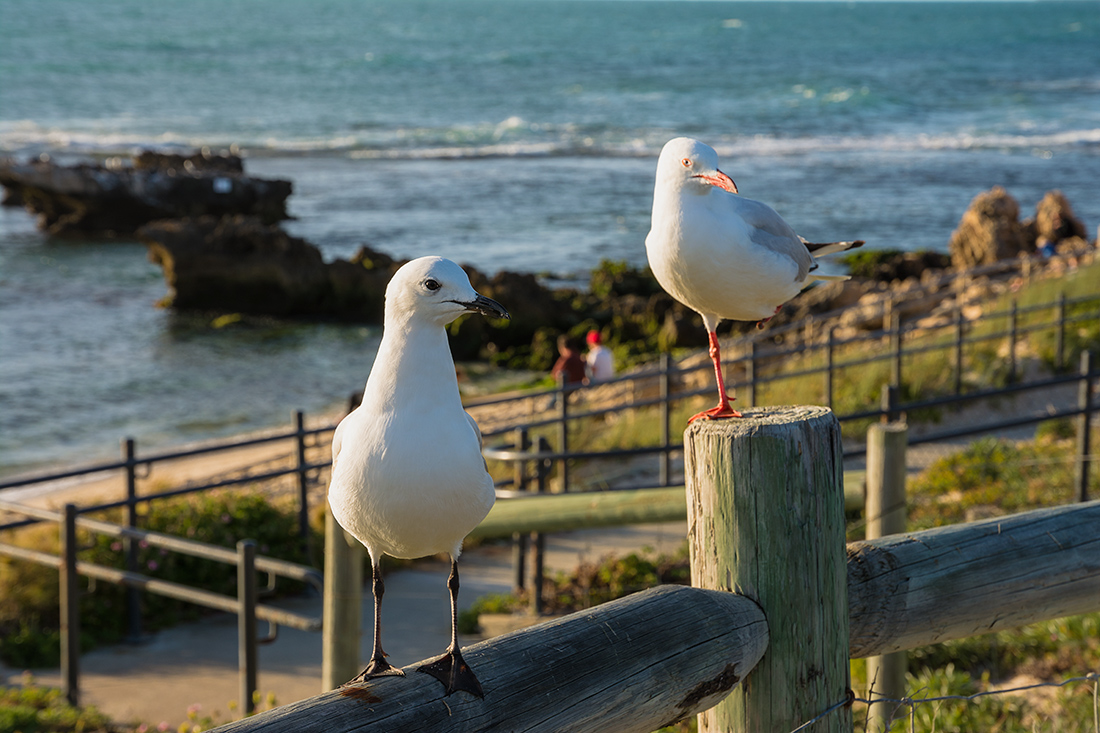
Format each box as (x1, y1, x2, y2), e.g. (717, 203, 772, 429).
(948, 186, 1033, 268)
(139, 185, 1092, 370)
(0, 151, 291, 237)
(140, 216, 394, 320)
(1028, 189, 1089, 247)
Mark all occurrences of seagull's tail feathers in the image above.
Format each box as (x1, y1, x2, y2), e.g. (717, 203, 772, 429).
(801, 238, 865, 259)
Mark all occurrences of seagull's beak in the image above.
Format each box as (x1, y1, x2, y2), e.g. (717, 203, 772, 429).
(460, 293, 510, 320)
(694, 169, 738, 194)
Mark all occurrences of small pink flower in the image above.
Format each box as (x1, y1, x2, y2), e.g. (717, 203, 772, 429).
(158, 723, 170, 732)
(110, 542, 122, 552)
(147, 560, 159, 571)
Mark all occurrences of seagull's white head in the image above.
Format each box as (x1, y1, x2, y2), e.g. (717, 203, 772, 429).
(655, 137, 738, 196)
(385, 256, 510, 328)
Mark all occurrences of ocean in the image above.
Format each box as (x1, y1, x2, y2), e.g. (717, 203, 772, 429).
(1, 0, 1098, 477)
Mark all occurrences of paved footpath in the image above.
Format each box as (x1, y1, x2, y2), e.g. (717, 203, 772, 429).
(1, 522, 688, 728)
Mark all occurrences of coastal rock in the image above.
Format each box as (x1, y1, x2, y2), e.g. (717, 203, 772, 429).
(948, 186, 1032, 268)
(0, 151, 291, 237)
(139, 216, 394, 320)
(1029, 189, 1088, 245)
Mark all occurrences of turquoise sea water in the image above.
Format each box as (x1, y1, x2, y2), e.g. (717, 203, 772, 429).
(1, 0, 1098, 475)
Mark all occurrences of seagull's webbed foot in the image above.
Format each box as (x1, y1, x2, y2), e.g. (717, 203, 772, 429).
(418, 646, 484, 698)
(688, 400, 743, 423)
(345, 657, 407, 686)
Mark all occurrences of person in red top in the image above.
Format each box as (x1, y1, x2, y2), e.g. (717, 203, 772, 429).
(551, 335, 587, 386)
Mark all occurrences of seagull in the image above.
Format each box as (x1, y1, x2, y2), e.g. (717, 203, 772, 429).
(645, 137, 863, 423)
(328, 256, 509, 698)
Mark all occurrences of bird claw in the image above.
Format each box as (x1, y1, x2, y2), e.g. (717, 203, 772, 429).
(688, 400, 743, 423)
(418, 648, 485, 698)
(345, 658, 407, 685)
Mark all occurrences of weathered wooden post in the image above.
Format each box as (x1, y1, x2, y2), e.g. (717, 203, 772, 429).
(322, 504, 363, 690)
(864, 422, 908, 731)
(685, 406, 850, 733)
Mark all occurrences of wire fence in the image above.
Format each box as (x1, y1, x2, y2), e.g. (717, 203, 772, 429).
(789, 672, 1100, 733)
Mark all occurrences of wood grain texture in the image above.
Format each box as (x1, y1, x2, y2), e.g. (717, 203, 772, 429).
(849, 499, 1100, 658)
(685, 406, 850, 733)
(210, 585, 768, 733)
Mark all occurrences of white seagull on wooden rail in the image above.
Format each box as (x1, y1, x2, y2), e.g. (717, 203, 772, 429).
(328, 256, 508, 698)
(645, 137, 864, 422)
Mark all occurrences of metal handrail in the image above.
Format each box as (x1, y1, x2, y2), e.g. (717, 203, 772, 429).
(0, 499, 322, 711)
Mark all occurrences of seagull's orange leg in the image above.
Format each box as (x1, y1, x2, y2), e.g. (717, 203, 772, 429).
(689, 331, 742, 422)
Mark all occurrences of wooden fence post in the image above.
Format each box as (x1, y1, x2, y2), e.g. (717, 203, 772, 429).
(685, 406, 850, 733)
(322, 504, 363, 690)
(864, 422, 908, 731)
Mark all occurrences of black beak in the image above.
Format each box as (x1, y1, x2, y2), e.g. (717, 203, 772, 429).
(462, 293, 509, 320)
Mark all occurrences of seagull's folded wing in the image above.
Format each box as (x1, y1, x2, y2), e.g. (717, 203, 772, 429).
(465, 411, 488, 470)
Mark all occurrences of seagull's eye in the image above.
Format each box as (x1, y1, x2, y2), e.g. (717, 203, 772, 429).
(681, 158, 692, 168)
(424, 278, 441, 292)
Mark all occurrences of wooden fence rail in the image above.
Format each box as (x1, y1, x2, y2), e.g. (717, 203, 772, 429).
(215, 585, 768, 733)
(848, 498, 1100, 658)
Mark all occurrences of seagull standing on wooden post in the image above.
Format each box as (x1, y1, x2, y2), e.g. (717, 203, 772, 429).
(645, 137, 864, 423)
(328, 256, 509, 698)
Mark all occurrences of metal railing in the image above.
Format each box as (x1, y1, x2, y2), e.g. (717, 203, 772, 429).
(0, 498, 322, 713)
(0, 290, 1096, 699)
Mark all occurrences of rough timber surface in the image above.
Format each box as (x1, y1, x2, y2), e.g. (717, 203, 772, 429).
(210, 585, 768, 733)
(849, 499, 1100, 657)
(685, 406, 850, 733)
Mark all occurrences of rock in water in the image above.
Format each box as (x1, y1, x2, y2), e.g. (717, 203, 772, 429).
(0, 151, 291, 237)
(139, 215, 395, 320)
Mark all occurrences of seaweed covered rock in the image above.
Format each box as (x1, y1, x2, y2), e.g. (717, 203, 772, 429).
(948, 186, 1032, 268)
(0, 150, 291, 237)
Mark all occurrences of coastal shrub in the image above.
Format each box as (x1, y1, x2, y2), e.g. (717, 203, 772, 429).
(0, 674, 118, 732)
(0, 492, 320, 669)
(906, 436, 1095, 529)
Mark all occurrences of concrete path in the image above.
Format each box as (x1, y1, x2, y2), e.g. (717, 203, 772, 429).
(0, 521, 688, 728)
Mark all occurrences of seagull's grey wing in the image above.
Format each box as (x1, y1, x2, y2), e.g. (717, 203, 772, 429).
(465, 411, 488, 471)
(733, 196, 815, 281)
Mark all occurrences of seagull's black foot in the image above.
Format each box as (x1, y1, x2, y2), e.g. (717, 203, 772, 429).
(345, 657, 406, 686)
(417, 647, 484, 698)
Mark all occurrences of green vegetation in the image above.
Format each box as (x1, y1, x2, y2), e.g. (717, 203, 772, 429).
(0, 675, 281, 733)
(838, 248, 909, 279)
(905, 430, 1097, 531)
(0, 675, 117, 733)
(0, 492, 320, 669)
